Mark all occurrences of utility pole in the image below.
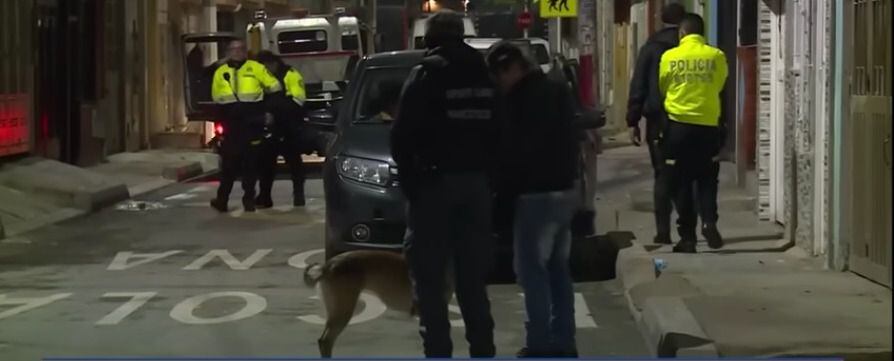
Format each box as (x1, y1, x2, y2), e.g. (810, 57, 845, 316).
(363, 0, 377, 54)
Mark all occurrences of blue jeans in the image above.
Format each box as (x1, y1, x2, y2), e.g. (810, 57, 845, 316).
(513, 189, 577, 354)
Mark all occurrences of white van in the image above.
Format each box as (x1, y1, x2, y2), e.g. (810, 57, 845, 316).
(246, 15, 362, 85)
(409, 16, 477, 49)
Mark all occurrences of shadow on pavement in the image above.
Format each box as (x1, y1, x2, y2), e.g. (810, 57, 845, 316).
(488, 231, 636, 285)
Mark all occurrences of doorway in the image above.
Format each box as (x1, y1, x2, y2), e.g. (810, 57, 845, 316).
(34, 0, 78, 163)
(847, 0, 892, 287)
(767, 2, 786, 224)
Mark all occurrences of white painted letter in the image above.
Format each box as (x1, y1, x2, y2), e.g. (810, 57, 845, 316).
(96, 292, 157, 325)
(448, 303, 465, 327)
(287, 248, 324, 269)
(170, 292, 267, 325)
(107, 251, 184, 270)
(182, 249, 273, 270)
(0, 293, 72, 320)
(298, 292, 386, 325)
(574, 293, 598, 328)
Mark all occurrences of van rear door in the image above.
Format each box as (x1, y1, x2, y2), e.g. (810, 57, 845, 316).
(181, 32, 239, 121)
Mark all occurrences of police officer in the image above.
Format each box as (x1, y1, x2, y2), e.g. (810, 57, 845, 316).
(390, 10, 499, 358)
(626, 3, 686, 245)
(255, 51, 308, 208)
(209, 39, 282, 213)
(658, 13, 727, 253)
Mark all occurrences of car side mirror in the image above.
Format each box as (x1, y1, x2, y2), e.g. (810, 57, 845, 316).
(575, 107, 606, 130)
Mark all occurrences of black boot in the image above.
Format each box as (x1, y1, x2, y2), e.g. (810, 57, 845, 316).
(673, 226, 698, 253)
(209, 198, 228, 213)
(672, 241, 697, 253)
(702, 223, 724, 249)
(293, 189, 306, 207)
(654, 233, 672, 245)
(242, 196, 257, 212)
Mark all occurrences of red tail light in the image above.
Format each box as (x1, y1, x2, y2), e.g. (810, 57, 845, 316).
(214, 124, 224, 135)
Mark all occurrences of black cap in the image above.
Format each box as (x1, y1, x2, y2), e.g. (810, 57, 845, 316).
(424, 10, 465, 49)
(486, 41, 529, 74)
(661, 3, 686, 25)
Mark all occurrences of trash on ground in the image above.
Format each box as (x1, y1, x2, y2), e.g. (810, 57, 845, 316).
(115, 200, 168, 211)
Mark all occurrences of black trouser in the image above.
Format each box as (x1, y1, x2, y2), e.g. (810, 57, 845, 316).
(696, 160, 720, 224)
(646, 117, 672, 237)
(216, 136, 262, 206)
(257, 132, 306, 203)
(404, 173, 496, 358)
(215, 109, 266, 207)
(658, 121, 720, 241)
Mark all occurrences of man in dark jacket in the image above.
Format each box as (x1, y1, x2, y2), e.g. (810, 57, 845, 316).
(255, 51, 308, 208)
(390, 10, 499, 358)
(488, 42, 580, 358)
(626, 3, 686, 244)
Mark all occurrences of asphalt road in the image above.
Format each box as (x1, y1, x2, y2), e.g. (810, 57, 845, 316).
(0, 175, 648, 359)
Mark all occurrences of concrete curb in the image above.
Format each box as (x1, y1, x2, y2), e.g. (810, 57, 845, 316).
(162, 161, 204, 181)
(616, 241, 720, 357)
(0, 154, 219, 240)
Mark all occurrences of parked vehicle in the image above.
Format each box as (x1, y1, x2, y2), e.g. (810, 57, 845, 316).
(321, 51, 605, 277)
(181, 11, 360, 157)
(464, 37, 553, 74)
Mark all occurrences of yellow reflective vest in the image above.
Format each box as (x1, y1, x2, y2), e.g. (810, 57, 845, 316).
(658, 34, 728, 127)
(283, 68, 307, 106)
(211, 60, 283, 104)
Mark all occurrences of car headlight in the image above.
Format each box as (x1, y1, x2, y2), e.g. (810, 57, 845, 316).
(337, 156, 391, 187)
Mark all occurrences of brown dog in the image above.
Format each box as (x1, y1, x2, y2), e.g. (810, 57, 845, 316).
(303, 250, 454, 358)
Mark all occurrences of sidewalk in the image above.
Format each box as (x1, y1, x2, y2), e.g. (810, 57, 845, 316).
(0, 149, 218, 239)
(595, 146, 892, 360)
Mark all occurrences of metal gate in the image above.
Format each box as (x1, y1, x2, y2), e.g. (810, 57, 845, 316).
(849, 0, 892, 287)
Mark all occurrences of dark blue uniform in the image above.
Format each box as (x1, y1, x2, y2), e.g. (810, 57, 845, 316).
(390, 42, 500, 358)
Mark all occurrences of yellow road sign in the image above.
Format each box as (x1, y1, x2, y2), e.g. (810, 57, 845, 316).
(540, 0, 578, 18)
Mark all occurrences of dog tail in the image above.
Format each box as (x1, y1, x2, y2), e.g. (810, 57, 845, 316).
(303, 262, 324, 287)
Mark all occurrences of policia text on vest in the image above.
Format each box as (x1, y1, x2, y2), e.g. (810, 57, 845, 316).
(659, 34, 728, 128)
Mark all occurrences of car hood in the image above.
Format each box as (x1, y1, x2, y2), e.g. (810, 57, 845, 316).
(338, 123, 395, 165)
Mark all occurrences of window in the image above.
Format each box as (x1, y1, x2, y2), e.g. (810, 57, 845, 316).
(532, 44, 550, 65)
(342, 34, 360, 51)
(278, 30, 328, 54)
(354, 67, 411, 122)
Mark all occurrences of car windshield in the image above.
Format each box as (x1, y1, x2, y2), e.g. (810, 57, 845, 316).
(354, 67, 411, 123)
